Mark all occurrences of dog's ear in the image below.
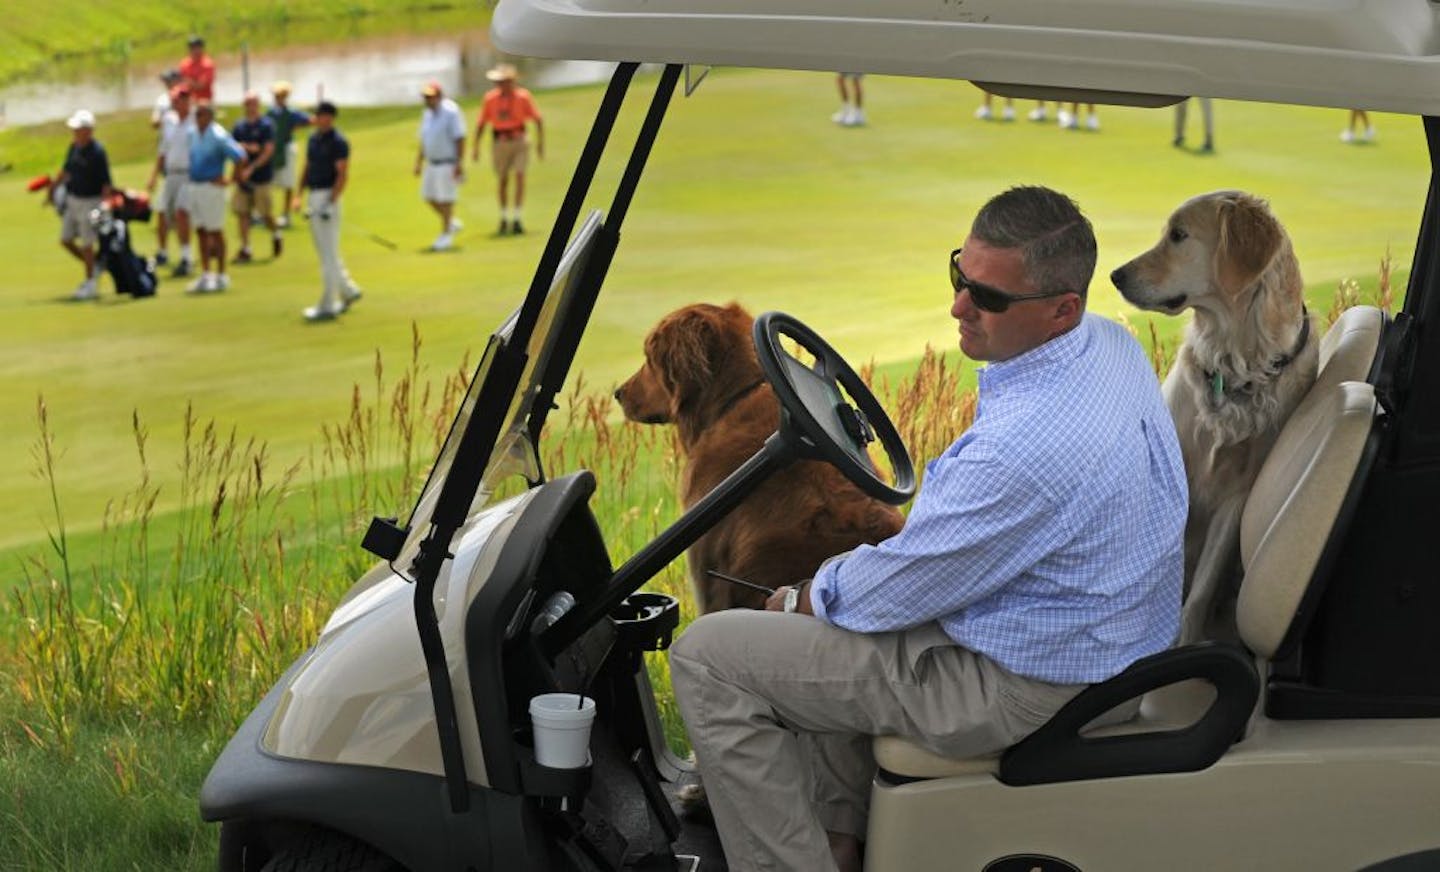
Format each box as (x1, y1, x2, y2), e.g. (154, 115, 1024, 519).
(1214, 194, 1284, 296)
(646, 306, 725, 413)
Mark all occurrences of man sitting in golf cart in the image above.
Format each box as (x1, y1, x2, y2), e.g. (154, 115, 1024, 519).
(670, 185, 1188, 872)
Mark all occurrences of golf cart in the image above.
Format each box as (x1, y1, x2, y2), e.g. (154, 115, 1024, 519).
(202, 2, 1440, 869)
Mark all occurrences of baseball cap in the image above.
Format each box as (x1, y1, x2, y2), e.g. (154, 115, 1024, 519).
(420, 80, 442, 97)
(66, 109, 95, 129)
(159, 68, 182, 84)
(315, 100, 339, 117)
(271, 80, 292, 96)
(187, 34, 205, 47)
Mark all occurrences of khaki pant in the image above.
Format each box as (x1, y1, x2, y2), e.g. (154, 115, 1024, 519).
(670, 611, 1087, 872)
(306, 189, 357, 310)
(492, 134, 529, 175)
(232, 183, 273, 218)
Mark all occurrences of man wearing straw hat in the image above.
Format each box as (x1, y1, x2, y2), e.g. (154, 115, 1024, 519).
(472, 62, 544, 236)
(267, 81, 312, 229)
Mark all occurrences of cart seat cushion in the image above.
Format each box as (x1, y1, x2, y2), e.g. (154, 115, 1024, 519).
(1238, 380, 1376, 658)
(873, 685, 1178, 781)
(1317, 305, 1383, 386)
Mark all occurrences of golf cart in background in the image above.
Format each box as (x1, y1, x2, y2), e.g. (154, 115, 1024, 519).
(202, 2, 1440, 869)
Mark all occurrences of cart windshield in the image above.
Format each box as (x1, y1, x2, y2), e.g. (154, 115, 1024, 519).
(394, 210, 605, 569)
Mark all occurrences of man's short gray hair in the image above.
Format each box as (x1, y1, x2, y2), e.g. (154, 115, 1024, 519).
(970, 186, 1097, 300)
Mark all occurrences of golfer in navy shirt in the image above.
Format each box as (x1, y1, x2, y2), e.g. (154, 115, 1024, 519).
(293, 101, 361, 321)
(232, 90, 280, 263)
(57, 109, 113, 300)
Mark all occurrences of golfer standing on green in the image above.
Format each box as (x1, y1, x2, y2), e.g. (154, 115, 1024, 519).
(292, 101, 361, 322)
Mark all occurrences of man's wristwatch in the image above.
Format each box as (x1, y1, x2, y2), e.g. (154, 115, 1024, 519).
(783, 581, 808, 614)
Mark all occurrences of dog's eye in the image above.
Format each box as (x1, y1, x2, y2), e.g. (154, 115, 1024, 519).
(1168, 226, 1188, 244)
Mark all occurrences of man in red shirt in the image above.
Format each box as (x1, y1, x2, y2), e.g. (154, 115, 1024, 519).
(471, 63, 544, 235)
(179, 35, 216, 103)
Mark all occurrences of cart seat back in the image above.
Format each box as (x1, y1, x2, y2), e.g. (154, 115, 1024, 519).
(1236, 305, 1382, 659)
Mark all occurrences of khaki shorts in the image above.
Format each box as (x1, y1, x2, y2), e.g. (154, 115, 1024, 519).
(421, 162, 460, 204)
(273, 142, 298, 189)
(160, 174, 189, 219)
(187, 182, 228, 232)
(232, 183, 273, 219)
(492, 135, 529, 176)
(61, 196, 102, 245)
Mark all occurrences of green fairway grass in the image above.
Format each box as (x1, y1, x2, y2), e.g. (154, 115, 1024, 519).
(1, 68, 1424, 559)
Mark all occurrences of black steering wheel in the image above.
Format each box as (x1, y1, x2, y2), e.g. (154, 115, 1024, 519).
(752, 311, 915, 505)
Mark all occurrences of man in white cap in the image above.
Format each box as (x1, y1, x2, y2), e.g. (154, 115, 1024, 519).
(56, 109, 113, 300)
(472, 62, 544, 235)
(267, 81, 311, 229)
(415, 79, 466, 250)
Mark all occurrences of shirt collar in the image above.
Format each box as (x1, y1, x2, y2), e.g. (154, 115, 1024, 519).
(977, 313, 1092, 394)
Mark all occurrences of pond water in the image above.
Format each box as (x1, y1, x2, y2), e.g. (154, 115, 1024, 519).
(0, 29, 618, 127)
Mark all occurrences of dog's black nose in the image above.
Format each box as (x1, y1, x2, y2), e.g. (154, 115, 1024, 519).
(613, 386, 624, 402)
(1110, 266, 1128, 288)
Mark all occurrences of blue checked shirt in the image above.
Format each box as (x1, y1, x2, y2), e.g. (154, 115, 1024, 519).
(810, 314, 1187, 684)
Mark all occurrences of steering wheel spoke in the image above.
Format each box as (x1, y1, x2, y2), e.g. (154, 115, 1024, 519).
(753, 312, 916, 505)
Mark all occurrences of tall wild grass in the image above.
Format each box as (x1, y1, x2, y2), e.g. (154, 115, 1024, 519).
(4, 277, 1391, 758)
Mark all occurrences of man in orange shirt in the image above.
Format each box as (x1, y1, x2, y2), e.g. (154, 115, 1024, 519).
(471, 63, 544, 236)
(179, 35, 216, 103)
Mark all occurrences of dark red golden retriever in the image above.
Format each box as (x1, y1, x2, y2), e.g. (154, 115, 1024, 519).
(614, 302, 904, 613)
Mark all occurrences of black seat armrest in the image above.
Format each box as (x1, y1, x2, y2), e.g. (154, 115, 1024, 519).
(998, 642, 1258, 786)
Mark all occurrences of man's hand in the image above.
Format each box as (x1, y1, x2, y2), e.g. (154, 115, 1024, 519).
(145, 174, 157, 193)
(453, 164, 463, 181)
(765, 582, 814, 615)
(413, 159, 422, 177)
(764, 587, 789, 611)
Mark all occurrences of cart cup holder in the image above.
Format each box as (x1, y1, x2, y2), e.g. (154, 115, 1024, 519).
(609, 592, 680, 653)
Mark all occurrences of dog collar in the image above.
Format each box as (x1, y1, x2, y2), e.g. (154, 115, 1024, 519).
(714, 378, 766, 420)
(1203, 308, 1310, 403)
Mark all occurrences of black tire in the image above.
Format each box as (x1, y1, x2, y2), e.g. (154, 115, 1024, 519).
(259, 827, 405, 872)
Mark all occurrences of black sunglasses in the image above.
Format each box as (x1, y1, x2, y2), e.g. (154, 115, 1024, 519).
(949, 248, 1075, 313)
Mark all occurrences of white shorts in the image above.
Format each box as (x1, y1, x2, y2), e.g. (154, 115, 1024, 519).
(187, 182, 228, 232)
(61, 196, 102, 245)
(421, 161, 460, 204)
(273, 142, 298, 189)
(160, 173, 189, 219)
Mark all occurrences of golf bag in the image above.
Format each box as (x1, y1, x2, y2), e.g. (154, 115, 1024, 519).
(92, 208, 157, 298)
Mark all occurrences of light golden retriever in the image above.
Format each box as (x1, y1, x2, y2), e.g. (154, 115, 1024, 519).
(614, 301, 904, 614)
(1111, 191, 1318, 642)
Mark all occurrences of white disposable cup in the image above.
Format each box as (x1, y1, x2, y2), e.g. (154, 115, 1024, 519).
(529, 693, 597, 769)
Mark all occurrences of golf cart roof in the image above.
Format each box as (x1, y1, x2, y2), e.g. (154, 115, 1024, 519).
(492, 0, 1440, 116)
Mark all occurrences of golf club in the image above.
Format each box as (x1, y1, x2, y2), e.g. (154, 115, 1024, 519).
(304, 206, 398, 250)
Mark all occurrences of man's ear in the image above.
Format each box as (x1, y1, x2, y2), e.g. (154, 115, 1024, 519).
(1214, 194, 1283, 295)
(1052, 292, 1084, 325)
